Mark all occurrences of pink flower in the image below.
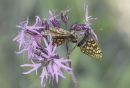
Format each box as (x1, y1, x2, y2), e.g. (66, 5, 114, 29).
(13, 16, 44, 59)
(20, 37, 74, 86)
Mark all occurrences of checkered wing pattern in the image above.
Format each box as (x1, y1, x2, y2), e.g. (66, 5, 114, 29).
(80, 38, 102, 59)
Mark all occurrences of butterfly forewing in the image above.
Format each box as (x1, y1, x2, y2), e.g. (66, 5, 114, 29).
(80, 38, 102, 59)
(42, 28, 73, 46)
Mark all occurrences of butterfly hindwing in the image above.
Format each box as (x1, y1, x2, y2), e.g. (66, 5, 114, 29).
(52, 36, 66, 46)
(80, 38, 102, 59)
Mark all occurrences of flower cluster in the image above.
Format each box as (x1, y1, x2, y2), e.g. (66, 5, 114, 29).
(14, 7, 94, 87)
(20, 37, 73, 87)
(13, 10, 76, 87)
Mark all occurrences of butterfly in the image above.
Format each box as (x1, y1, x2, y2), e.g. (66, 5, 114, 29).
(77, 28, 102, 59)
(42, 27, 102, 59)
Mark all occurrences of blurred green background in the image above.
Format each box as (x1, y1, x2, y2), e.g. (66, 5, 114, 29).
(1, 0, 130, 88)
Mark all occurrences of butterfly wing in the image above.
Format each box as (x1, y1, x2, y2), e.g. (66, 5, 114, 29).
(52, 36, 68, 46)
(80, 38, 102, 59)
(42, 28, 73, 46)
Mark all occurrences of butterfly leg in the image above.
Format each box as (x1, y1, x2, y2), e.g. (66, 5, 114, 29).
(66, 42, 69, 58)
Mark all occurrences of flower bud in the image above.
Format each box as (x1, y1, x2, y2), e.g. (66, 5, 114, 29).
(49, 10, 60, 28)
(50, 17, 60, 28)
(61, 10, 69, 24)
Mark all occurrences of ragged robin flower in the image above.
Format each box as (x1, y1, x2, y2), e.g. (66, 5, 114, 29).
(20, 36, 74, 87)
(13, 16, 45, 59)
(13, 15, 76, 86)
